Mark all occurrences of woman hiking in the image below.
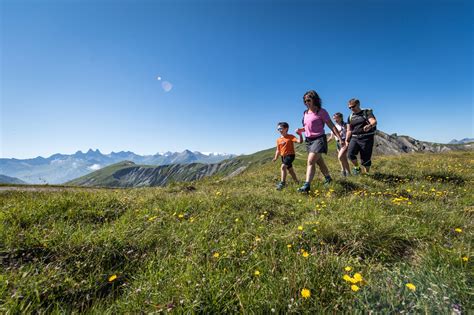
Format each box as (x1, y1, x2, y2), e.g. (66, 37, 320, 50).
(296, 90, 344, 193)
(327, 112, 351, 177)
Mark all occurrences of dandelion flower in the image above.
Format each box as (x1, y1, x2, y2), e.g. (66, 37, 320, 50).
(287, 244, 292, 249)
(235, 218, 239, 222)
(454, 228, 462, 233)
(353, 273, 363, 283)
(351, 285, 360, 292)
(344, 266, 352, 272)
(298, 226, 303, 231)
(406, 283, 416, 291)
(301, 288, 311, 299)
(213, 252, 220, 258)
(254, 270, 261, 276)
(108, 274, 117, 282)
(343, 274, 352, 282)
(178, 214, 184, 218)
(462, 256, 468, 262)
(302, 251, 309, 258)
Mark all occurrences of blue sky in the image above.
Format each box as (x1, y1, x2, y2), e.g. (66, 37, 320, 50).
(1, 0, 472, 158)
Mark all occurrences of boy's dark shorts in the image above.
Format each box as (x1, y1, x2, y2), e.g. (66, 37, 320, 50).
(306, 135, 328, 154)
(281, 154, 295, 169)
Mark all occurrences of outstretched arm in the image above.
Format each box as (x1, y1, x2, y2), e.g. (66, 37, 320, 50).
(272, 148, 280, 162)
(345, 124, 352, 147)
(326, 120, 343, 144)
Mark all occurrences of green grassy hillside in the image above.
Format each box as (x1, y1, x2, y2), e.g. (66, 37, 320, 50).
(1, 150, 472, 313)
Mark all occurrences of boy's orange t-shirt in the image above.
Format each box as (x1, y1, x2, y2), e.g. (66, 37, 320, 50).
(276, 134, 298, 156)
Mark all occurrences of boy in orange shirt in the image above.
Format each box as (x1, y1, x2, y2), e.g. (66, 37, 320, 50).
(272, 122, 303, 190)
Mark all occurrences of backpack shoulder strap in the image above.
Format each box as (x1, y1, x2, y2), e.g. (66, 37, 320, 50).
(302, 110, 308, 126)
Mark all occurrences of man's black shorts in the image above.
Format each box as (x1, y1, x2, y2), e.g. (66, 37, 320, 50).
(348, 134, 374, 167)
(281, 154, 295, 169)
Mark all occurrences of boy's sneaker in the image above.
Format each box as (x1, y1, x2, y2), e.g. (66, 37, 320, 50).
(352, 166, 361, 175)
(323, 176, 332, 186)
(297, 182, 311, 193)
(276, 181, 285, 191)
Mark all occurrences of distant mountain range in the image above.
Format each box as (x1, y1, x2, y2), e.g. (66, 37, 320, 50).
(0, 174, 27, 185)
(0, 150, 235, 184)
(448, 138, 474, 145)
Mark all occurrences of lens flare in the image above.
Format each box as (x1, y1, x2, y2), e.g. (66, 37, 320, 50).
(161, 81, 173, 92)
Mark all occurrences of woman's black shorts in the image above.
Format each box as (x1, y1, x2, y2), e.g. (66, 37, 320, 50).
(281, 154, 295, 169)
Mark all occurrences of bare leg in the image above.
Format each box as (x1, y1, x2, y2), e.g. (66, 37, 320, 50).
(288, 167, 298, 182)
(305, 152, 320, 183)
(316, 155, 330, 177)
(281, 164, 288, 182)
(338, 147, 351, 173)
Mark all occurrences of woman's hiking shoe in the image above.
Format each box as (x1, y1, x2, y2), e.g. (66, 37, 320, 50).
(276, 181, 285, 191)
(297, 182, 311, 193)
(323, 176, 332, 185)
(352, 166, 361, 175)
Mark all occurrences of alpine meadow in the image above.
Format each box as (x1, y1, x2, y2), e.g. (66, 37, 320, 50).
(1, 144, 472, 313)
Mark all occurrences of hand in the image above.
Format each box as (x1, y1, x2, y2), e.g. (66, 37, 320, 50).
(345, 141, 350, 147)
(272, 158, 277, 162)
(363, 124, 373, 132)
(295, 128, 303, 135)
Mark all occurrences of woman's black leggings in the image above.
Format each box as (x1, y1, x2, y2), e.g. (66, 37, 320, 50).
(348, 135, 375, 167)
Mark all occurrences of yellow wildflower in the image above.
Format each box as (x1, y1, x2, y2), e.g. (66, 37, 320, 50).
(298, 226, 303, 231)
(301, 288, 311, 299)
(254, 270, 261, 276)
(108, 274, 117, 282)
(351, 285, 360, 292)
(178, 214, 184, 218)
(462, 256, 468, 262)
(344, 266, 352, 272)
(343, 274, 352, 282)
(353, 273, 363, 283)
(235, 218, 239, 222)
(213, 252, 220, 258)
(406, 283, 416, 291)
(287, 244, 292, 249)
(454, 228, 462, 233)
(302, 251, 309, 258)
